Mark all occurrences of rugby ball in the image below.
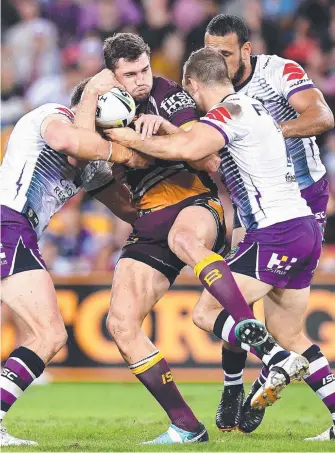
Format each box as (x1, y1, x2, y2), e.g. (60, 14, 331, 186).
(95, 87, 136, 128)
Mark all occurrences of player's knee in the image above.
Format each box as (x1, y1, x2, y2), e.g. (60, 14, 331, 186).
(168, 228, 197, 256)
(51, 324, 68, 354)
(270, 328, 304, 351)
(106, 311, 139, 350)
(192, 303, 207, 329)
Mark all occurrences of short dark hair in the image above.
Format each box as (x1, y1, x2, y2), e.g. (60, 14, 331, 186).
(206, 14, 249, 46)
(70, 77, 91, 107)
(103, 33, 150, 71)
(184, 47, 231, 86)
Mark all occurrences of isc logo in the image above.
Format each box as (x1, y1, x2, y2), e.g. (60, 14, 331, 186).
(322, 374, 335, 386)
(2, 368, 18, 381)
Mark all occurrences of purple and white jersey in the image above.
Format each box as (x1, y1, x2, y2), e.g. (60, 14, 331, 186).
(200, 93, 312, 230)
(236, 55, 326, 189)
(0, 103, 114, 239)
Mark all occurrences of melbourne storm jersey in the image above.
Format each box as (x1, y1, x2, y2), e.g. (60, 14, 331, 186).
(200, 93, 312, 230)
(0, 103, 114, 239)
(236, 55, 326, 189)
(125, 76, 217, 211)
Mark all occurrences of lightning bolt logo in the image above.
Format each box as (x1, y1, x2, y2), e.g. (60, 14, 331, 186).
(15, 162, 26, 199)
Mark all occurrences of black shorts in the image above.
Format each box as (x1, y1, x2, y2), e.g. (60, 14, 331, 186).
(119, 194, 226, 285)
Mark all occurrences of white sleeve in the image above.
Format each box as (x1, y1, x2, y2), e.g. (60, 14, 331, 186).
(82, 161, 115, 194)
(199, 102, 248, 144)
(37, 102, 75, 123)
(268, 55, 315, 101)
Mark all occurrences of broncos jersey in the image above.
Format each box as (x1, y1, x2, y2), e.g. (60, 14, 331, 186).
(0, 103, 114, 239)
(236, 55, 326, 189)
(200, 93, 312, 230)
(125, 76, 217, 211)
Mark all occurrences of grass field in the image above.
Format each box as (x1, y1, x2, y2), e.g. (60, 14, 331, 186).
(2, 382, 335, 452)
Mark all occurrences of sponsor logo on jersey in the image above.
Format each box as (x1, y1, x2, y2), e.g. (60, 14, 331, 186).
(285, 172, 296, 183)
(263, 57, 271, 69)
(283, 62, 305, 81)
(54, 179, 77, 203)
(160, 92, 195, 116)
(266, 253, 297, 275)
(289, 79, 311, 88)
(206, 106, 231, 123)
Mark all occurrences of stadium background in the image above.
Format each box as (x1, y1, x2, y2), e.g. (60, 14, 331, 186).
(1, 0, 335, 381)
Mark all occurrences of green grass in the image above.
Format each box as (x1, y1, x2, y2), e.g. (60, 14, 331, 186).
(3, 382, 335, 452)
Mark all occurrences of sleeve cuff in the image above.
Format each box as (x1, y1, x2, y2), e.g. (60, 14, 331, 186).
(200, 119, 229, 144)
(287, 83, 315, 100)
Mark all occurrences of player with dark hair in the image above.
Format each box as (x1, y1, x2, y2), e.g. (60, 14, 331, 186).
(106, 45, 323, 438)
(0, 70, 147, 447)
(195, 14, 334, 440)
(72, 33, 307, 445)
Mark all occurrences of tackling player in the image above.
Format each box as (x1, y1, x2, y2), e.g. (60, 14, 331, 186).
(199, 14, 334, 440)
(107, 45, 322, 430)
(81, 33, 303, 445)
(0, 71, 147, 447)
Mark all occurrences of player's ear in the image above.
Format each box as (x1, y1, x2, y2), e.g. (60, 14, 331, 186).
(189, 77, 199, 95)
(241, 41, 252, 61)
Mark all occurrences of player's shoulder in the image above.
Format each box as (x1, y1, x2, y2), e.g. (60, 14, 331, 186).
(208, 94, 245, 121)
(152, 76, 196, 117)
(152, 76, 183, 95)
(35, 103, 75, 121)
(256, 54, 304, 78)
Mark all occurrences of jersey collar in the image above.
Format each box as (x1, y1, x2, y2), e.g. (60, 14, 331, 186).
(235, 55, 257, 92)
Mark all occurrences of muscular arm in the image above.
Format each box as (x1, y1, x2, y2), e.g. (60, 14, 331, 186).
(73, 88, 98, 131)
(106, 122, 226, 162)
(41, 115, 146, 166)
(280, 88, 334, 138)
(92, 181, 136, 225)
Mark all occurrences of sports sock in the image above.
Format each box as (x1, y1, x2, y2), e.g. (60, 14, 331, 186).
(194, 253, 254, 322)
(1, 347, 45, 422)
(129, 351, 200, 432)
(213, 310, 290, 367)
(303, 344, 335, 425)
(222, 346, 247, 389)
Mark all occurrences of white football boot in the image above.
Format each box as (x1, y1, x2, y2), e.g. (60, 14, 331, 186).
(305, 426, 335, 441)
(0, 426, 38, 447)
(251, 352, 310, 409)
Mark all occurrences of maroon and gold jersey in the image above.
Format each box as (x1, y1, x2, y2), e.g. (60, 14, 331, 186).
(125, 76, 217, 211)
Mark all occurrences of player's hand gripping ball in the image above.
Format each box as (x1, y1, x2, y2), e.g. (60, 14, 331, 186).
(95, 88, 136, 128)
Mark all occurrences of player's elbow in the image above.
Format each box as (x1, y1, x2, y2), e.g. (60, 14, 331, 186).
(45, 124, 77, 155)
(324, 109, 335, 131)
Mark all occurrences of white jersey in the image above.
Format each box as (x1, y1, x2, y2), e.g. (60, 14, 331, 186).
(200, 93, 312, 230)
(0, 103, 114, 239)
(236, 55, 326, 190)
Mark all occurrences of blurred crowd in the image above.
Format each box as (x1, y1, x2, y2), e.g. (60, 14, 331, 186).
(1, 0, 335, 274)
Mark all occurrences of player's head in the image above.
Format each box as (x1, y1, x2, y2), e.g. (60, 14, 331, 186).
(70, 77, 91, 109)
(205, 14, 251, 86)
(183, 47, 231, 111)
(103, 33, 152, 102)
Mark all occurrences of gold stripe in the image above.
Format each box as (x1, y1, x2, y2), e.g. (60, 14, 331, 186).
(131, 352, 164, 375)
(180, 120, 197, 131)
(194, 253, 224, 278)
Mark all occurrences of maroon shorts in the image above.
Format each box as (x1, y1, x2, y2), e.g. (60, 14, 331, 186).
(119, 194, 226, 285)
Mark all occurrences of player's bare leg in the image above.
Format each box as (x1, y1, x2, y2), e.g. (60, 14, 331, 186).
(1, 270, 67, 446)
(106, 258, 208, 443)
(262, 288, 335, 440)
(192, 272, 309, 406)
